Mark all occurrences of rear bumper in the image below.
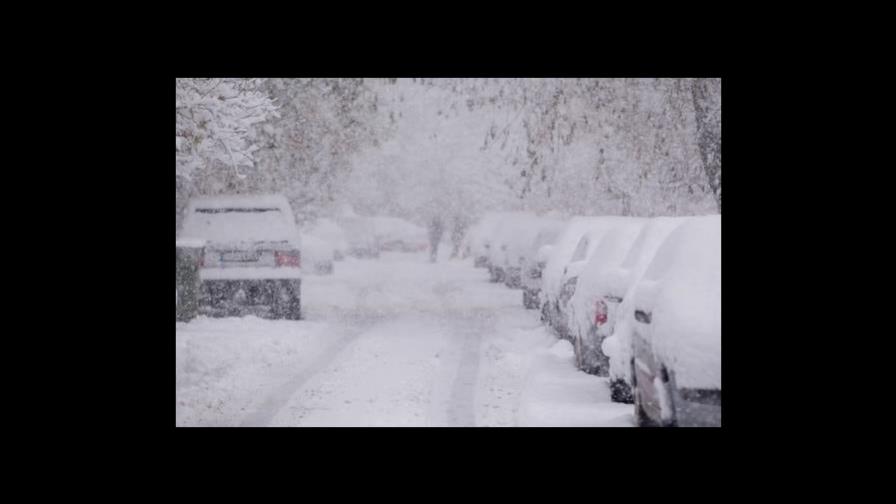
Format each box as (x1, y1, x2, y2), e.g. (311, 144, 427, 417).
(199, 267, 302, 281)
(200, 278, 301, 312)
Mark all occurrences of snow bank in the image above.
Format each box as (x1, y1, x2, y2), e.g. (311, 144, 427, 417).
(517, 340, 635, 427)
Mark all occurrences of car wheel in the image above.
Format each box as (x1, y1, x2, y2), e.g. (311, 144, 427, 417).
(610, 378, 634, 404)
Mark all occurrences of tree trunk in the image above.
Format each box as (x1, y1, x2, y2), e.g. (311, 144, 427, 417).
(691, 78, 722, 212)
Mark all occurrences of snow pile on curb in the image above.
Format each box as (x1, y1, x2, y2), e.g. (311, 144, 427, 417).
(518, 339, 634, 427)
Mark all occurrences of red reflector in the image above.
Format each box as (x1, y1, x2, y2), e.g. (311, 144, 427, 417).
(275, 251, 301, 267)
(594, 299, 608, 326)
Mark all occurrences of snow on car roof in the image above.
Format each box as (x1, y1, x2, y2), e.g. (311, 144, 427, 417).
(568, 219, 647, 337)
(604, 217, 692, 386)
(632, 214, 721, 389)
(180, 194, 300, 246)
(504, 218, 565, 265)
(541, 216, 637, 301)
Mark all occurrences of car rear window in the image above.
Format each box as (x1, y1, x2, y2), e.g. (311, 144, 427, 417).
(182, 206, 296, 244)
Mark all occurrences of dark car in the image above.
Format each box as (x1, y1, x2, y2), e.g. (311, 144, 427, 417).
(179, 194, 303, 320)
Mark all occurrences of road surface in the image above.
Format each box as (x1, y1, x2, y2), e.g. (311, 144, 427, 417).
(176, 250, 634, 427)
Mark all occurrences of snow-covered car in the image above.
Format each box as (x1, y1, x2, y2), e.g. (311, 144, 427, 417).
(486, 212, 536, 283)
(567, 219, 647, 375)
(629, 215, 721, 427)
(523, 242, 556, 309)
(541, 216, 634, 341)
(302, 233, 335, 275)
(468, 212, 519, 269)
(369, 216, 428, 253)
(599, 217, 691, 402)
(340, 217, 380, 258)
(179, 194, 303, 320)
(506, 218, 565, 292)
(305, 218, 349, 261)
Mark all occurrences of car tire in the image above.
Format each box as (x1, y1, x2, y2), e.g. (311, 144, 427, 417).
(610, 378, 634, 404)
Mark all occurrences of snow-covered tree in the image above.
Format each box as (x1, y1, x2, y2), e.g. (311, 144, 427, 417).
(175, 78, 278, 180)
(175, 78, 278, 229)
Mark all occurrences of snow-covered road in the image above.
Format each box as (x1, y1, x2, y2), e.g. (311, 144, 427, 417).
(176, 251, 635, 427)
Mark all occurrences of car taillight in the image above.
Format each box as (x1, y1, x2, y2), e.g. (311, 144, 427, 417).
(594, 299, 608, 326)
(275, 250, 301, 267)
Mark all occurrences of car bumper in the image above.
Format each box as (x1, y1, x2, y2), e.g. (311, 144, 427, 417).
(199, 278, 301, 315)
(199, 267, 302, 281)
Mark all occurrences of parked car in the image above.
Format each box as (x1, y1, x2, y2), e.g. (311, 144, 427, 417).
(340, 216, 380, 258)
(304, 218, 349, 261)
(506, 218, 565, 292)
(522, 242, 556, 309)
(468, 212, 520, 269)
(486, 213, 536, 283)
(541, 217, 634, 342)
(600, 217, 691, 403)
(179, 194, 303, 320)
(369, 216, 428, 253)
(567, 219, 647, 375)
(628, 215, 721, 427)
(302, 233, 335, 275)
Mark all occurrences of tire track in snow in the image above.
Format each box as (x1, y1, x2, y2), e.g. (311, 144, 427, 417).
(239, 313, 385, 427)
